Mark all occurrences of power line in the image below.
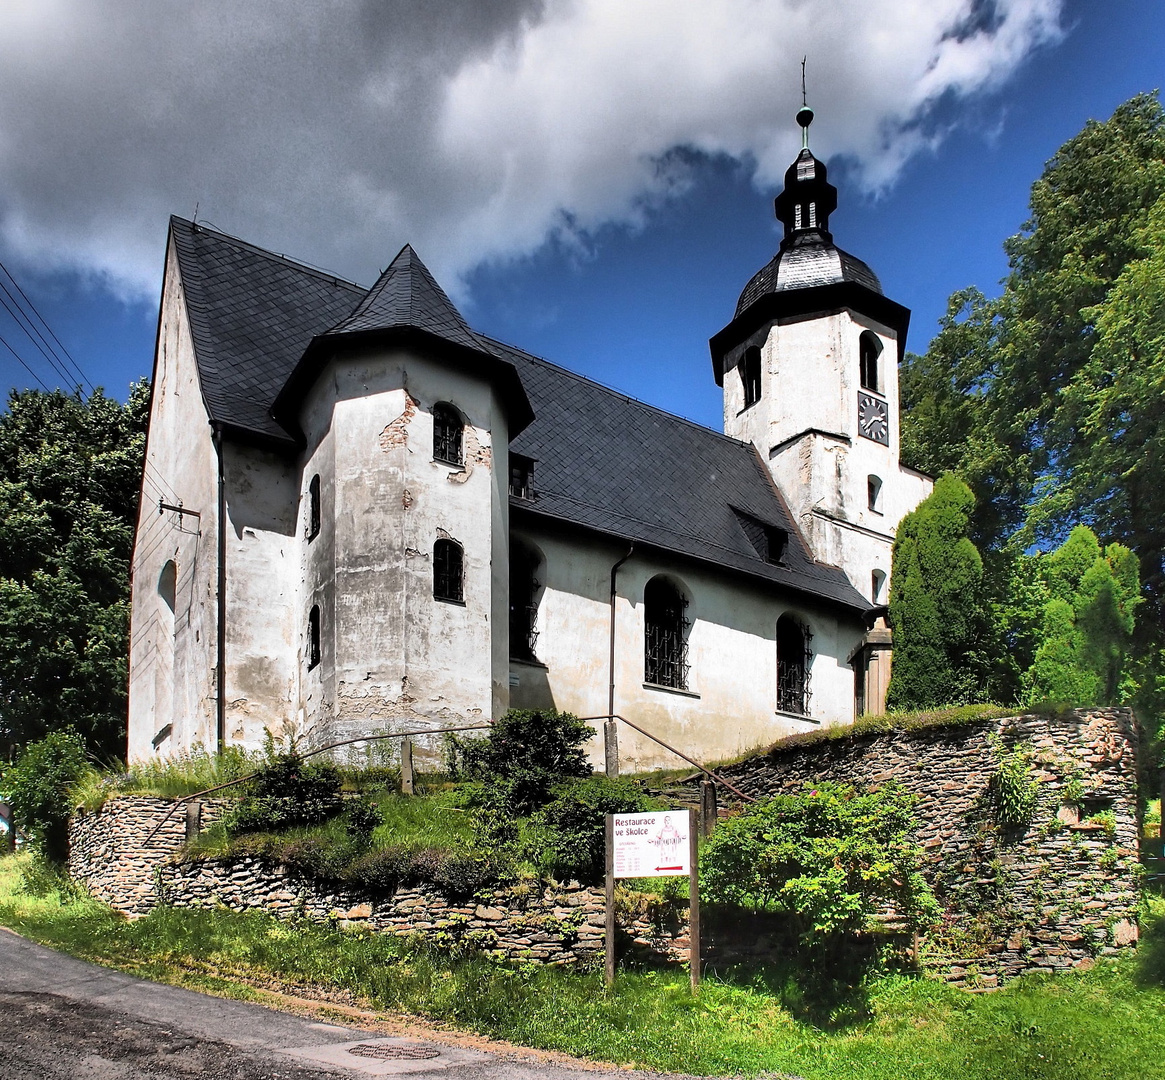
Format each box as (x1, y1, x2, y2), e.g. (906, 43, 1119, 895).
(0, 329, 50, 392)
(0, 258, 97, 394)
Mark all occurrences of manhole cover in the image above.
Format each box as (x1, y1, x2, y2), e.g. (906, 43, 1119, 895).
(348, 1043, 443, 1061)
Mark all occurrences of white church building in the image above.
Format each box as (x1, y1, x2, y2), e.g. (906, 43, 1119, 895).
(128, 110, 931, 770)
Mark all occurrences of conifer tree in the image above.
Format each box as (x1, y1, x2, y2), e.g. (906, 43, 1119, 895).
(886, 474, 991, 710)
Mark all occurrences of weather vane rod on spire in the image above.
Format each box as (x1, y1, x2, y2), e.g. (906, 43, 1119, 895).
(797, 57, 814, 150)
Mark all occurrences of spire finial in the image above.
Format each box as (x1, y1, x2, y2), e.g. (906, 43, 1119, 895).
(796, 57, 813, 149)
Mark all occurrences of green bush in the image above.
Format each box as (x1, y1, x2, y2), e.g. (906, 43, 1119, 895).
(989, 736, 1039, 827)
(701, 780, 939, 945)
(450, 708, 594, 815)
(0, 730, 89, 861)
(526, 776, 660, 884)
(224, 751, 343, 834)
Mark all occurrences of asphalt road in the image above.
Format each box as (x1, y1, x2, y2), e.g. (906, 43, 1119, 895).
(0, 929, 731, 1080)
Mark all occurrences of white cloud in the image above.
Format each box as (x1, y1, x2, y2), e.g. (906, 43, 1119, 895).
(0, 0, 1062, 299)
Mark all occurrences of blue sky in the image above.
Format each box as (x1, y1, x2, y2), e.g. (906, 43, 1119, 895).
(2, 0, 1163, 433)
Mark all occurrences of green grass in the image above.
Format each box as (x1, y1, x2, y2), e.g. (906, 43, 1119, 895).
(3, 852, 1163, 1078)
(70, 746, 261, 810)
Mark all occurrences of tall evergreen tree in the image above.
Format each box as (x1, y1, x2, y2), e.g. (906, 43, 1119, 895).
(886, 475, 992, 710)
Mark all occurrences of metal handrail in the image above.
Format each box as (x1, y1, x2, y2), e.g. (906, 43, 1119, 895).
(579, 714, 757, 803)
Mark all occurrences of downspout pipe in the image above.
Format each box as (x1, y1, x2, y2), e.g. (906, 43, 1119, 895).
(212, 424, 226, 754)
(608, 543, 635, 719)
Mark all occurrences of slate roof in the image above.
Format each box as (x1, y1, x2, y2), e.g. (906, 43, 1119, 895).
(496, 339, 872, 613)
(169, 217, 364, 447)
(736, 238, 883, 317)
(166, 217, 873, 615)
(326, 244, 487, 352)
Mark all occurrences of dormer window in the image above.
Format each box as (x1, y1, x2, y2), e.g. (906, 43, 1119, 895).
(859, 331, 882, 393)
(433, 403, 464, 466)
(733, 509, 787, 565)
(509, 454, 535, 500)
(740, 347, 761, 409)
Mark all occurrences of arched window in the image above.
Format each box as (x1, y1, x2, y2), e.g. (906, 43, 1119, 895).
(867, 474, 883, 513)
(776, 614, 812, 715)
(509, 538, 543, 661)
(859, 331, 882, 393)
(644, 577, 690, 690)
(871, 569, 886, 603)
(432, 402, 464, 466)
(740, 346, 762, 409)
(307, 474, 321, 540)
(158, 560, 177, 613)
(433, 538, 464, 603)
(308, 604, 321, 669)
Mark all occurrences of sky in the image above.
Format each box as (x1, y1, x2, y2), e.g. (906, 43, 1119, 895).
(1, 0, 1163, 432)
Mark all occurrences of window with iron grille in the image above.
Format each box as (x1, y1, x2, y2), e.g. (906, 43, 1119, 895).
(740, 346, 762, 408)
(432, 403, 463, 465)
(644, 577, 690, 690)
(776, 614, 811, 715)
(433, 538, 464, 603)
(308, 604, 321, 669)
(308, 474, 321, 540)
(509, 455, 535, 500)
(509, 538, 541, 661)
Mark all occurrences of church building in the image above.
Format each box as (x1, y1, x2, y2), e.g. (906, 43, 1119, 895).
(127, 108, 931, 770)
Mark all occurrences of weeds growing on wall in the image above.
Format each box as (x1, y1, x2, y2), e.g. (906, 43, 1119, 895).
(989, 736, 1040, 828)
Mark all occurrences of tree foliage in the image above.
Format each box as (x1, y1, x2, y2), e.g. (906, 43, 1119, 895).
(0, 385, 148, 761)
(900, 93, 1165, 744)
(1021, 526, 1139, 706)
(0, 730, 89, 861)
(885, 474, 994, 710)
(700, 781, 939, 943)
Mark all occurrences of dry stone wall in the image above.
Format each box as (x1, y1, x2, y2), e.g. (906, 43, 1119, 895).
(157, 857, 685, 966)
(69, 796, 227, 917)
(713, 708, 1141, 987)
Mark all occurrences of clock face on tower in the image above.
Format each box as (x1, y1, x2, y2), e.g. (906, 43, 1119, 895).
(858, 392, 889, 445)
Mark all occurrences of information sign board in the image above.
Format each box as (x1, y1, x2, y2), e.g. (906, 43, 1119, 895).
(612, 811, 690, 878)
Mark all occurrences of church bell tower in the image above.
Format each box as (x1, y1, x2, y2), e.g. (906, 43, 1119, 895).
(709, 102, 933, 712)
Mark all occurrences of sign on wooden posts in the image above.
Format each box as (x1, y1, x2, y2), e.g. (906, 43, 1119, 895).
(605, 809, 700, 992)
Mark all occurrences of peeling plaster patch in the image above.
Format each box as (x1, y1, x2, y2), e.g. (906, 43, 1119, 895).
(402, 487, 414, 509)
(379, 392, 417, 451)
(446, 426, 491, 485)
(404, 547, 424, 559)
(435, 527, 458, 542)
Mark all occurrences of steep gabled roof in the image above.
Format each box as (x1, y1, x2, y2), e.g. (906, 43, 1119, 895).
(168, 216, 364, 448)
(165, 217, 872, 615)
(495, 338, 873, 614)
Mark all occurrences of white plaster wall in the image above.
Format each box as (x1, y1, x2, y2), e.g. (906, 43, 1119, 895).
(220, 443, 299, 747)
(725, 308, 932, 598)
(295, 347, 509, 762)
(509, 524, 864, 773)
(128, 240, 220, 761)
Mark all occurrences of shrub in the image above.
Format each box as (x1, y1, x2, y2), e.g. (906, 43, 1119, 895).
(0, 731, 89, 861)
(450, 708, 594, 815)
(526, 776, 660, 884)
(225, 751, 343, 834)
(701, 780, 939, 945)
(989, 736, 1039, 827)
(342, 797, 383, 839)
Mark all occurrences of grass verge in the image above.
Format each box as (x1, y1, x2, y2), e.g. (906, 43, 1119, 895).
(3, 853, 1164, 1079)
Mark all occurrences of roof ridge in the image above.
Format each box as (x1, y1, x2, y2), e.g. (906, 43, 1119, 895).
(169, 216, 365, 292)
(479, 333, 755, 451)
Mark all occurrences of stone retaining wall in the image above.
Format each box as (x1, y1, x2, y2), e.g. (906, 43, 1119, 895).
(69, 796, 227, 917)
(157, 857, 686, 966)
(713, 708, 1141, 986)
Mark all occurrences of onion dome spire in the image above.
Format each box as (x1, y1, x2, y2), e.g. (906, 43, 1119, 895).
(773, 97, 837, 247)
